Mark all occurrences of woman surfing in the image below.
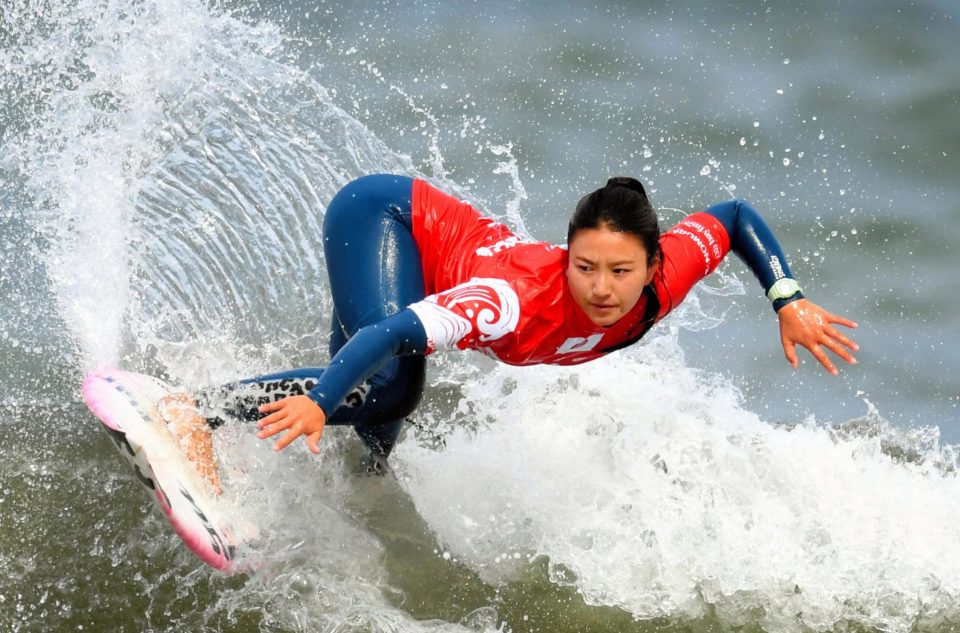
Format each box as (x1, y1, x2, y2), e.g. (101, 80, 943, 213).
(173, 173, 858, 488)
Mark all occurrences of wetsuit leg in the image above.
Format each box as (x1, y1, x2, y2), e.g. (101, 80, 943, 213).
(322, 174, 427, 456)
(329, 308, 347, 357)
(201, 366, 370, 426)
(204, 367, 327, 427)
(206, 175, 426, 457)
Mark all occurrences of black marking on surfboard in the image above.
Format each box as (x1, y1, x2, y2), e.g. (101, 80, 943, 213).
(104, 424, 135, 457)
(131, 464, 155, 491)
(154, 477, 172, 511)
(99, 376, 164, 491)
(105, 374, 159, 430)
(102, 426, 155, 490)
(179, 485, 233, 560)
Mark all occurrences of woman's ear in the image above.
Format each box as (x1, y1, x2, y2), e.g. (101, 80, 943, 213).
(645, 253, 660, 285)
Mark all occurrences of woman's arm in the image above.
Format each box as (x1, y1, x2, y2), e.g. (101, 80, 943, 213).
(706, 200, 803, 310)
(706, 200, 859, 374)
(256, 309, 428, 451)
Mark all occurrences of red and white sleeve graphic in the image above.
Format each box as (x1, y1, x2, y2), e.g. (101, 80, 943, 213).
(408, 278, 521, 353)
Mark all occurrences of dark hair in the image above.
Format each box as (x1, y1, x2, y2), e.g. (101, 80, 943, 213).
(567, 176, 660, 264)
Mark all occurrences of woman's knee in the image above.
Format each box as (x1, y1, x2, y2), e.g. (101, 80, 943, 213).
(324, 174, 414, 232)
(374, 355, 426, 421)
(395, 356, 427, 418)
(323, 173, 424, 330)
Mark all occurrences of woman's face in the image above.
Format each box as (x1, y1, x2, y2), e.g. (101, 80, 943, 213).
(566, 224, 658, 327)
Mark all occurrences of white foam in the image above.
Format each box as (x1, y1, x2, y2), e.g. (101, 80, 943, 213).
(212, 427, 497, 633)
(399, 333, 960, 632)
(7, 0, 281, 366)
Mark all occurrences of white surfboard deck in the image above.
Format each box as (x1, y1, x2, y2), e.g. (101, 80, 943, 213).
(82, 368, 239, 571)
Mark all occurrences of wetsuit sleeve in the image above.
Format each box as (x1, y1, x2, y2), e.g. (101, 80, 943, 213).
(705, 199, 805, 312)
(306, 309, 427, 416)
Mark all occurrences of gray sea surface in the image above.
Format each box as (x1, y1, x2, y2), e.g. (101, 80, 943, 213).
(2, 0, 959, 631)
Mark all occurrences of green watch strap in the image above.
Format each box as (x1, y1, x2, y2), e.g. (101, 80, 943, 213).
(767, 278, 802, 302)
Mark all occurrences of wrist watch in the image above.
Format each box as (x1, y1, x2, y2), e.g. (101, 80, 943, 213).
(767, 278, 803, 302)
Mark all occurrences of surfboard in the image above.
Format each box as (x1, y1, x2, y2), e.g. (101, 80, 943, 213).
(82, 368, 239, 571)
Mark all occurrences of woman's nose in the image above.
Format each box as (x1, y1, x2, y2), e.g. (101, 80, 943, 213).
(592, 272, 612, 296)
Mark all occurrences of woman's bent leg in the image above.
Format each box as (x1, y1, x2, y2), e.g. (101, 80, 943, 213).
(206, 175, 427, 459)
(322, 174, 427, 457)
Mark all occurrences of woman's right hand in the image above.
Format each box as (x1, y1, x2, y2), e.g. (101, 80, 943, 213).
(256, 395, 327, 454)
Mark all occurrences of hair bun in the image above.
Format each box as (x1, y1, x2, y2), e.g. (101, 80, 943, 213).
(605, 176, 647, 198)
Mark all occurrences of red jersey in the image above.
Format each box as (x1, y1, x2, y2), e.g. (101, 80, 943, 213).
(407, 179, 731, 366)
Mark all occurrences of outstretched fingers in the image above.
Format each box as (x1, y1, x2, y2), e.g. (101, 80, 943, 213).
(254, 395, 327, 453)
(822, 326, 859, 365)
(272, 425, 306, 451)
(306, 431, 323, 454)
(827, 313, 859, 331)
(825, 322, 859, 354)
(269, 421, 324, 453)
(794, 329, 853, 375)
(809, 342, 839, 376)
(778, 299, 861, 375)
(256, 404, 290, 439)
(782, 336, 800, 369)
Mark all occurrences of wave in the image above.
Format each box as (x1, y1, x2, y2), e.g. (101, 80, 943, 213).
(2, 0, 958, 632)
(401, 342, 960, 632)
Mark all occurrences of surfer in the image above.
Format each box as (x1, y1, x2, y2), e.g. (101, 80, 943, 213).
(173, 174, 858, 485)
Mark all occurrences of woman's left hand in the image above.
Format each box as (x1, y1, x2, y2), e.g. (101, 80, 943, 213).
(256, 395, 327, 453)
(778, 298, 859, 375)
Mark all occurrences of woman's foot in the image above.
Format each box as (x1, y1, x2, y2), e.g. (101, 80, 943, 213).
(157, 394, 222, 495)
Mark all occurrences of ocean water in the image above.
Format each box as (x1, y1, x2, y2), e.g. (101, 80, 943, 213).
(2, 0, 959, 631)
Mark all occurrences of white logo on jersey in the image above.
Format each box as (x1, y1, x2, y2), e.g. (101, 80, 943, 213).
(476, 235, 525, 257)
(555, 333, 605, 355)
